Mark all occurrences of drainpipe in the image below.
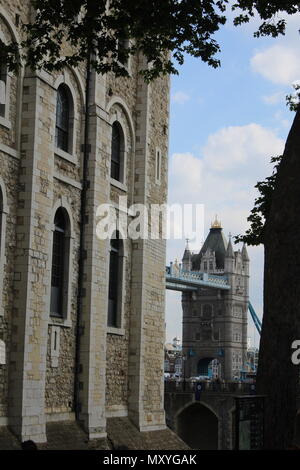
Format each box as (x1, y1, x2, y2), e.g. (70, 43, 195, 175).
(74, 50, 91, 421)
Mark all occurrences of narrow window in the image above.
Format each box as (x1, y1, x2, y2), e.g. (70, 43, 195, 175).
(0, 186, 6, 318)
(209, 261, 213, 271)
(0, 189, 3, 248)
(156, 149, 161, 182)
(55, 85, 70, 152)
(203, 304, 212, 318)
(111, 122, 124, 182)
(0, 65, 7, 117)
(108, 233, 123, 327)
(117, 38, 129, 67)
(50, 209, 67, 317)
(203, 261, 207, 271)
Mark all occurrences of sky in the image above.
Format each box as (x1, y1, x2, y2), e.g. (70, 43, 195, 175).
(165, 10, 300, 347)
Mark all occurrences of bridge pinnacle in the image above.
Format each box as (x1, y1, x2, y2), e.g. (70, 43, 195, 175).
(211, 215, 222, 229)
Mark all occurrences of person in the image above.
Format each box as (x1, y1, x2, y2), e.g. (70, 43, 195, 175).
(21, 440, 38, 450)
(195, 382, 202, 401)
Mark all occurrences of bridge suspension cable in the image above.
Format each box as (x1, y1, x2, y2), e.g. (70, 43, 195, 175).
(248, 301, 262, 335)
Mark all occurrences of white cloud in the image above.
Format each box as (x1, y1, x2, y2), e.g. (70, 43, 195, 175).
(250, 13, 300, 86)
(171, 91, 190, 105)
(165, 123, 284, 341)
(202, 123, 282, 174)
(251, 45, 300, 85)
(262, 91, 285, 105)
(168, 123, 284, 242)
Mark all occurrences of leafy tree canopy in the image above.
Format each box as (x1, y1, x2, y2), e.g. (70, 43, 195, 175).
(235, 154, 283, 246)
(2, 0, 300, 80)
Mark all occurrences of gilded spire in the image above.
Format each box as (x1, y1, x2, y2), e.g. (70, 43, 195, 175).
(211, 214, 222, 229)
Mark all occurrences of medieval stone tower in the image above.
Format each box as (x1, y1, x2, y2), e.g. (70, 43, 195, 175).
(181, 217, 249, 381)
(0, 1, 173, 447)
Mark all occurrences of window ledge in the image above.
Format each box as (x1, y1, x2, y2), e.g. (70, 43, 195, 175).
(110, 178, 127, 192)
(0, 116, 11, 130)
(49, 316, 72, 328)
(54, 146, 77, 165)
(107, 326, 125, 336)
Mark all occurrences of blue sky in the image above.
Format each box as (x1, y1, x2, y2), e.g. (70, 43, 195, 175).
(165, 12, 300, 347)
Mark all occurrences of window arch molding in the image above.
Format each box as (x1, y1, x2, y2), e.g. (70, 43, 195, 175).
(106, 97, 135, 143)
(48, 197, 74, 326)
(0, 10, 22, 129)
(0, 177, 9, 317)
(0, 8, 21, 44)
(53, 73, 79, 163)
(107, 98, 135, 190)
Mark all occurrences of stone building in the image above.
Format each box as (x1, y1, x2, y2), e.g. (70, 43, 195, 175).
(164, 338, 183, 377)
(0, 1, 171, 445)
(181, 218, 249, 380)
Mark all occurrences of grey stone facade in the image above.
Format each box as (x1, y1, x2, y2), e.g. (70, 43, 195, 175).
(0, 1, 169, 443)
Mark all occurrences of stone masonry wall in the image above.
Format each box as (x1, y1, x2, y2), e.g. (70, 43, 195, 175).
(1, 0, 171, 441)
(0, 8, 22, 421)
(0, 151, 19, 419)
(141, 75, 169, 423)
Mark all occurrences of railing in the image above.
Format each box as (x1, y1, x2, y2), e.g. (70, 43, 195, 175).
(166, 266, 230, 290)
(164, 379, 256, 394)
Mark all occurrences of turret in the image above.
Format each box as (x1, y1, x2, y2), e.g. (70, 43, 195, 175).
(242, 243, 249, 262)
(224, 234, 235, 273)
(241, 242, 250, 282)
(182, 239, 192, 271)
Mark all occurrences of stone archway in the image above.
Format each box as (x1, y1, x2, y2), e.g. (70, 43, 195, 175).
(176, 402, 219, 449)
(197, 357, 221, 378)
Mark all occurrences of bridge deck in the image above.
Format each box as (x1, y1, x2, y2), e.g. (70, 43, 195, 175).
(165, 267, 230, 292)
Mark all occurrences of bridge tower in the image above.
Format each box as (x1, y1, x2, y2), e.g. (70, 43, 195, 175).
(181, 217, 249, 381)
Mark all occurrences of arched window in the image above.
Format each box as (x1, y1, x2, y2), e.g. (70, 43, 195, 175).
(110, 122, 124, 182)
(50, 208, 68, 317)
(55, 85, 70, 152)
(108, 232, 123, 328)
(117, 38, 130, 67)
(202, 304, 213, 319)
(0, 64, 7, 118)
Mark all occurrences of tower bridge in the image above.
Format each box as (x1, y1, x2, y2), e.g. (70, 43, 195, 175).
(163, 218, 265, 448)
(165, 217, 261, 383)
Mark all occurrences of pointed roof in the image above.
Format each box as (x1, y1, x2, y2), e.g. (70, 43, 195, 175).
(226, 237, 234, 258)
(192, 225, 228, 270)
(211, 215, 222, 229)
(242, 243, 249, 261)
(182, 239, 191, 261)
